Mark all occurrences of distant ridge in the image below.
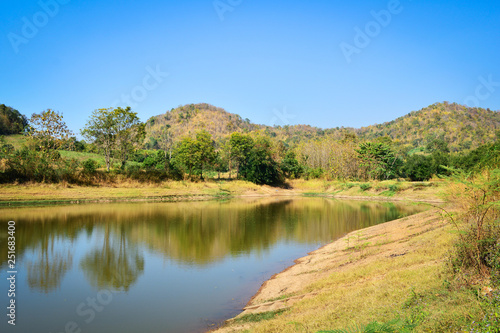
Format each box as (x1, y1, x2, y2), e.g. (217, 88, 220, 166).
(144, 102, 500, 152)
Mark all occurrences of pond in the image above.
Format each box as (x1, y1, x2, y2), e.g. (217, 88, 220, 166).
(0, 197, 424, 333)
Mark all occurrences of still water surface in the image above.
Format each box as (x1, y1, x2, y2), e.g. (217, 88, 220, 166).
(0, 197, 424, 333)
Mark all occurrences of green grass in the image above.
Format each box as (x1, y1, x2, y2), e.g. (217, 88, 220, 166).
(3, 134, 28, 149)
(234, 310, 286, 323)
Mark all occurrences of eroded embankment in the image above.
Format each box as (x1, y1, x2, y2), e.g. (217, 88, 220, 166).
(213, 206, 451, 332)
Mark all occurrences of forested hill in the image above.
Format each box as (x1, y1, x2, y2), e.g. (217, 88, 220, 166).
(145, 102, 500, 152)
(143, 103, 324, 149)
(355, 102, 500, 152)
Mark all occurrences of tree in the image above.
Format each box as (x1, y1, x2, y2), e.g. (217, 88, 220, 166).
(193, 130, 216, 179)
(0, 104, 28, 135)
(356, 142, 401, 180)
(173, 130, 216, 179)
(239, 136, 283, 185)
(113, 108, 145, 169)
(81, 107, 144, 171)
(228, 132, 253, 178)
(28, 109, 73, 151)
(173, 137, 197, 179)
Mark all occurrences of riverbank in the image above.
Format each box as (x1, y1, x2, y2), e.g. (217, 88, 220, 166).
(0, 179, 444, 206)
(211, 204, 485, 332)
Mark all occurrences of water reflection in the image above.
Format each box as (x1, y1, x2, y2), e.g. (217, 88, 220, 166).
(0, 198, 423, 278)
(0, 198, 425, 333)
(80, 224, 144, 291)
(26, 234, 73, 293)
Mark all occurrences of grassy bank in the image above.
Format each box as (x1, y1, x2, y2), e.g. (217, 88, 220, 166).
(214, 208, 487, 333)
(0, 179, 445, 205)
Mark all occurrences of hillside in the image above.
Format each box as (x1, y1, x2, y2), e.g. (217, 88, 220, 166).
(145, 102, 500, 152)
(355, 102, 500, 152)
(143, 103, 325, 148)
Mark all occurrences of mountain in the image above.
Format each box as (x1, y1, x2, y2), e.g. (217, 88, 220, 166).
(144, 102, 500, 152)
(355, 102, 500, 152)
(143, 103, 325, 148)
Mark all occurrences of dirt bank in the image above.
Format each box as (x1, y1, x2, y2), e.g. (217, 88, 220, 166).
(213, 206, 450, 332)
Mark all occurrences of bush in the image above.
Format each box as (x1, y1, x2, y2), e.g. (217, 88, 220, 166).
(82, 159, 98, 174)
(303, 167, 324, 180)
(360, 183, 372, 191)
(387, 184, 400, 192)
(445, 169, 500, 276)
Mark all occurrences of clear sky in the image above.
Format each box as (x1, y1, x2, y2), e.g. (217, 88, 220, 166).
(1, 0, 499, 135)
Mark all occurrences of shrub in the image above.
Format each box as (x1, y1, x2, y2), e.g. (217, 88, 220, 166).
(360, 183, 372, 191)
(387, 184, 400, 192)
(445, 169, 500, 276)
(82, 159, 98, 174)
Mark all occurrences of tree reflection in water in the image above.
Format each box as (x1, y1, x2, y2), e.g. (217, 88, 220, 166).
(26, 234, 73, 293)
(80, 224, 144, 291)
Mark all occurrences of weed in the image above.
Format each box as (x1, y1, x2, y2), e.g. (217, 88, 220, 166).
(235, 310, 286, 323)
(360, 183, 372, 191)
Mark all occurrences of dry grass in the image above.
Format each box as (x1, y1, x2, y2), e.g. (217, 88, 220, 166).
(216, 209, 483, 333)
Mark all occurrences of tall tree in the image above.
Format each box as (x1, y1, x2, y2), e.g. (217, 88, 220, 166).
(173, 130, 216, 179)
(356, 142, 401, 180)
(228, 132, 253, 178)
(28, 109, 73, 152)
(81, 107, 144, 171)
(113, 107, 145, 169)
(193, 130, 216, 179)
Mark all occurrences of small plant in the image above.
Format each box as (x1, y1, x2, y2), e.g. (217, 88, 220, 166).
(343, 183, 355, 190)
(235, 310, 286, 323)
(318, 317, 419, 333)
(387, 184, 400, 193)
(360, 183, 372, 191)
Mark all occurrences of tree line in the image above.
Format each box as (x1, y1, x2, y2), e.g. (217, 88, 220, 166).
(0, 106, 498, 185)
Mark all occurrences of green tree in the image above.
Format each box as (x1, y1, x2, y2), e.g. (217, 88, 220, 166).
(0, 104, 28, 135)
(113, 108, 145, 169)
(228, 132, 253, 178)
(173, 130, 216, 179)
(193, 130, 216, 179)
(81, 107, 144, 171)
(173, 137, 197, 179)
(239, 136, 283, 185)
(356, 142, 401, 180)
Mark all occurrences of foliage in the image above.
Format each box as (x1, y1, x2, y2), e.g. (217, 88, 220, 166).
(360, 183, 371, 191)
(113, 107, 145, 169)
(0, 104, 28, 135)
(82, 159, 98, 175)
(239, 136, 283, 185)
(234, 310, 286, 324)
(356, 102, 500, 152)
(356, 142, 401, 180)
(280, 151, 304, 179)
(172, 130, 216, 179)
(28, 109, 73, 151)
(5, 147, 79, 183)
(444, 169, 500, 276)
(81, 107, 145, 171)
(318, 318, 418, 333)
(467, 290, 500, 332)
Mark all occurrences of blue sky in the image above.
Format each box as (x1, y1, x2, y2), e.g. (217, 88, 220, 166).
(1, 0, 499, 135)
